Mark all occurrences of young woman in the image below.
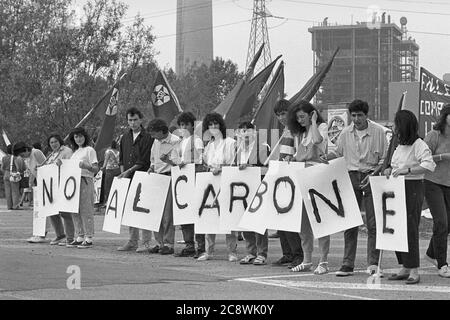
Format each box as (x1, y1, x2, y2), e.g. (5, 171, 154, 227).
(63, 127, 99, 249)
(198, 112, 237, 262)
(285, 100, 331, 275)
(385, 110, 435, 284)
(423, 104, 450, 278)
(42, 134, 75, 246)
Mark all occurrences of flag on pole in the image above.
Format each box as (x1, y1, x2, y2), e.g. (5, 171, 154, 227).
(94, 86, 119, 163)
(2, 129, 11, 146)
(223, 55, 282, 128)
(151, 70, 182, 125)
(289, 47, 339, 104)
(252, 61, 285, 130)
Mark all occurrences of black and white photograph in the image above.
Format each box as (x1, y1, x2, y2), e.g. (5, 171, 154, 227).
(1, 0, 450, 306)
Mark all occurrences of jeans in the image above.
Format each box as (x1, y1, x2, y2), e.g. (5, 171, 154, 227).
(342, 171, 379, 268)
(279, 231, 303, 261)
(395, 180, 424, 269)
(154, 181, 175, 248)
(300, 204, 330, 263)
(103, 168, 121, 203)
(49, 212, 75, 241)
(181, 224, 195, 249)
(72, 177, 95, 239)
(205, 232, 238, 255)
(424, 180, 450, 269)
(243, 231, 268, 258)
(4, 179, 21, 209)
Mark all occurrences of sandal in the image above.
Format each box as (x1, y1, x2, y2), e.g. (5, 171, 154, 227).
(291, 262, 313, 272)
(314, 262, 329, 275)
(253, 255, 267, 265)
(239, 255, 256, 265)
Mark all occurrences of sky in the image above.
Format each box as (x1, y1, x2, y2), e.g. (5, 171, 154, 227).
(73, 0, 450, 98)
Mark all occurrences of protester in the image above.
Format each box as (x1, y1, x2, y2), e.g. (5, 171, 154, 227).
(385, 110, 435, 284)
(198, 112, 238, 262)
(173, 111, 206, 258)
(14, 141, 46, 242)
(423, 104, 450, 278)
(327, 100, 388, 277)
(100, 140, 121, 204)
(116, 107, 154, 253)
(271, 99, 304, 268)
(284, 100, 330, 274)
(237, 122, 269, 266)
(1, 144, 25, 210)
(63, 127, 99, 249)
(41, 134, 75, 246)
(147, 118, 180, 255)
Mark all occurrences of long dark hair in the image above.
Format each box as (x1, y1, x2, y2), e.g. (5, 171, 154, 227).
(202, 112, 226, 139)
(394, 110, 420, 145)
(68, 127, 90, 150)
(287, 100, 325, 135)
(433, 104, 450, 134)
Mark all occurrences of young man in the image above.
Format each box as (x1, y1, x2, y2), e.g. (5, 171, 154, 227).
(173, 111, 205, 258)
(237, 121, 269, 266)
(271, 99, 304, 268)
(147, 118, 181, 255)
(328, 99, 388, 277)
(117, 107, 154, 253)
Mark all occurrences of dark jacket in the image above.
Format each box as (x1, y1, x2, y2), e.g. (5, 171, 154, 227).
(119, 127, 153, 175)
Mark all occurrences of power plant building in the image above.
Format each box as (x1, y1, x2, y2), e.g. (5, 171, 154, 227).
(176, 0, 213, 74)
(309, 16, 419, 121)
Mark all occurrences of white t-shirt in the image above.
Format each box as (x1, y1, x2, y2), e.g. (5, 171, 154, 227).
(179, 135, 204, 164)
(71, 146, 98, 178)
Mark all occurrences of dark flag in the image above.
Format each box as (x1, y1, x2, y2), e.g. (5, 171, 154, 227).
(224, 55, 282, 128)
(252, 61, 285, 130)
(94, 86, 120, 163)
(151, 70, 182, 125)
(289, 47, 339, 104)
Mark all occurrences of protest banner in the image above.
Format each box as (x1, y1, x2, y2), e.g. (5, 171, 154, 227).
(102, 177, 131, 234)
(93, 170, 103, 204)
(419, 67, 450, 137)
(57, 160, 81, 214)
(121, 172, 171, 231)
(194, 172, 230, 234)
(171, 164, 196, 226)
(239, 161, 304, 234)
(218, 166, 261, 231)
(36, 164, 59, 217)
(369, 176, 408, 252)
(32, 187, 46, 237)
(297, 158, 363, 238)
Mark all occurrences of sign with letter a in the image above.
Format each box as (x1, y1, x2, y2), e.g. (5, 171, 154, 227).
(369, 176, 408, 252)
(102, 177, 131, 234)
(57, 160, 82, 214)
(171, 164, 196, 225)
(122, 172, 171, 231)
(297, 158, 363, 238)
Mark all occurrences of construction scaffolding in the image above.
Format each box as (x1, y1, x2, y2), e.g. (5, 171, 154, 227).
(309, 17, 419, 121)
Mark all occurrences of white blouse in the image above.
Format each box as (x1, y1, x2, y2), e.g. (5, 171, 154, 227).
(204, 137, 236, 169)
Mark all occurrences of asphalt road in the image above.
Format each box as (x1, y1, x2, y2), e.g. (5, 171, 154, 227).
(0, 200, 449, 302)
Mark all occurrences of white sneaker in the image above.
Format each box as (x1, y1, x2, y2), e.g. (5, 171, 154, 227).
(27, 236, 46, 243)
(438, 265, 450, 278)
(228, 253, 238, 262)
(197, 253, 211, 261)
(367, 265, 384, 278)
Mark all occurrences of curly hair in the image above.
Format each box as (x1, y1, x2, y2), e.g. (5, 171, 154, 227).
(177, 111, 196, 127)
(202, 112, 226, 139)
(287, 100, 325, 136)
(348, 99, 369, 115)
(274, 99, 290, 115)
(68, 127, 90, 150)
(394, 110, 419, 145)
(147, 118, 169, 134)
(433, 104, 450, 134)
